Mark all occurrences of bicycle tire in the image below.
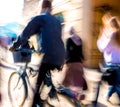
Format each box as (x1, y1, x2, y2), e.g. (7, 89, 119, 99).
(8, 72, 28, 107)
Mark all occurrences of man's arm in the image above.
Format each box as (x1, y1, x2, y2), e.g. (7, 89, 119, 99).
(21, 16, 43, 39)
(9, 16, 43, 51)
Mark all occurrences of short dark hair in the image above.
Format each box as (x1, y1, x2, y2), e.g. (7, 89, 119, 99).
(42, 0, 51, 8)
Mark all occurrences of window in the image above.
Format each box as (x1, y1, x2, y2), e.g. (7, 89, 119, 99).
(54, 13, 64, 26)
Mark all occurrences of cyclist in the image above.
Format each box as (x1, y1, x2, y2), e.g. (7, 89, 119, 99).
(9, 0, 65, 107)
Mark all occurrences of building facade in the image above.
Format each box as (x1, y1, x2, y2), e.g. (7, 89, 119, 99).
(23, 0, 120, 68)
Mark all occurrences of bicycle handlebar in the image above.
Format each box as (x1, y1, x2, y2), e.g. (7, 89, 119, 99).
(15, 48, 34, 53)
(14, 47, 39, 54)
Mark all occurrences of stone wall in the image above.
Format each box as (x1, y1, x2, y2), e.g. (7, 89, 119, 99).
(22, 0, 120, 68)
(23, 0, 40, 23)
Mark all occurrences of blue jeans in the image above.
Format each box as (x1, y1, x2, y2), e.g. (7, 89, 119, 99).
(105, 63, 120, 99)
(108, 85, 120, 99)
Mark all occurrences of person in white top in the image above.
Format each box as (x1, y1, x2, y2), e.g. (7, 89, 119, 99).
(97, 12, 120, 103)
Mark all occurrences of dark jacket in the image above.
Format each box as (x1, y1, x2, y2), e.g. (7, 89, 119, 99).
(15, 12, 65, 66)
(65, 37, 84, 63)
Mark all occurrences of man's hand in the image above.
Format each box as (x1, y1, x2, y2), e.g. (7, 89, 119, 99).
(9, 39, 20, 52)
(9, 45, 16, 52)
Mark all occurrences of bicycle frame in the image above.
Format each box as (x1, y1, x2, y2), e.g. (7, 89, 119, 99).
(19, 62, 39, 93)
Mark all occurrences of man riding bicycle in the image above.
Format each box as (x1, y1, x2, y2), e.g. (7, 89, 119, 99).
(9, 0, 65, 107)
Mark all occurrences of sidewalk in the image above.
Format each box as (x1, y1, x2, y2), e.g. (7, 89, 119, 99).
(0, 59, 120, 107)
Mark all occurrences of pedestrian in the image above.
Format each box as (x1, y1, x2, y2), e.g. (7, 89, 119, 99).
(9, 0, 65, 107)
(60, 26, 87, 101)
(97, 12, 120, 103)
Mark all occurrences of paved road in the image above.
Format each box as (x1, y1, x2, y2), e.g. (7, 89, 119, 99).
(0, 59, 120, 107)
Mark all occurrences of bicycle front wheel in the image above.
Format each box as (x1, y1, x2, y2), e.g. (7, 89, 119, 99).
(8, 72, 27, 107)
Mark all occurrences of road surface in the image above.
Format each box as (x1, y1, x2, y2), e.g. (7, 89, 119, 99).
(0, 49, 120, 107)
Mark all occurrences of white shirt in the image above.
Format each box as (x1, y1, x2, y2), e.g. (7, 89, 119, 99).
(97, 28, 120, 64)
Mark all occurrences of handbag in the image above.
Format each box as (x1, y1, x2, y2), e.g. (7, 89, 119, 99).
(102, 68, 116, 85)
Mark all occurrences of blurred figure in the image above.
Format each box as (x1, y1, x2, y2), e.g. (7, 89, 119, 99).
(9, 0, 65, 107)
(0, 26, 17, 47)
(97, 12, 120, 102)
(60, 26, 87, 101)
(0, 93, 1, 102)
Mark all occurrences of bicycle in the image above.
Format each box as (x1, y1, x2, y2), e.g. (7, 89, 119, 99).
(7, 48, 84, 107)
(8, 48, 41, 107)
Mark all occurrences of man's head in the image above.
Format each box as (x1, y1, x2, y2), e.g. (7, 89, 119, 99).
(42, 0, 51, 8)
(40, 0, 52, 12)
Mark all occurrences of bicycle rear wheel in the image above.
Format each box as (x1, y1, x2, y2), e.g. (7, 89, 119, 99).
(8, 72, 27, 107)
